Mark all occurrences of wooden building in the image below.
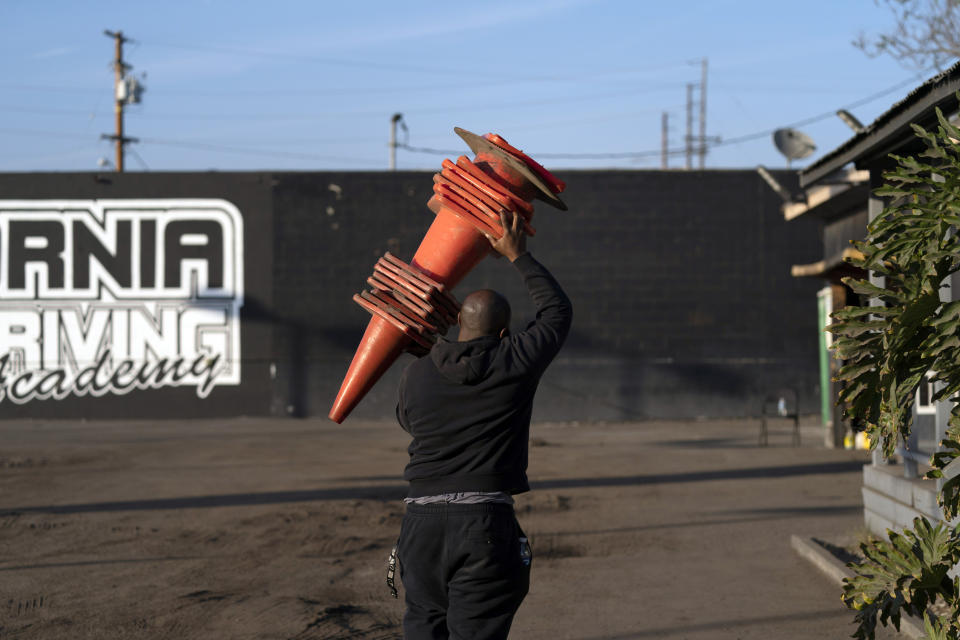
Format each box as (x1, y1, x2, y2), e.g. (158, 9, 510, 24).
(785, 61, 960, 534)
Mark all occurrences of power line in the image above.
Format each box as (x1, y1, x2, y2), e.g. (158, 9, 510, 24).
(0, 145, 99, 169)
(395, 141, 687, 160)
(716, 71, 926, 146)
(396, 71, 934, 160)
(402, 86, 688, 116)
(127, 146, 150, 170)
(472, 106, 687, 135)
(137, 137, 383, 165)
(0, 78, 913, 99)
(1, 66, 934, 167)
(0, 129, 384, 165)
(0, 79, 579, 98)
(0, 105, 105, 117)
(0, 126, 385, 164)
(142, 39, 556, 81)
(140, 40, 697, 84)
(0, 84, 102, 94)
(711, 83, 907, 94)
(0, 85, 686, 122)
(0, 125, 382, 147)
(0, 60, 700, 100)
(0, 127, 98, 140)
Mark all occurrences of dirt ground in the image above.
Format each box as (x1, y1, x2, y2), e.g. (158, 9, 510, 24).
(0, 417, 898, 639)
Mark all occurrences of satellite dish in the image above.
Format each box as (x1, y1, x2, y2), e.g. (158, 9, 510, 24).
(773, 128, 816, 168)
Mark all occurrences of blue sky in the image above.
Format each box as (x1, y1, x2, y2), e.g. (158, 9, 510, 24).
(0, 0, 940, 172)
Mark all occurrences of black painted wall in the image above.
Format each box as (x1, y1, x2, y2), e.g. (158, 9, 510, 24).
(0, 169, 821, 421)
(269, 169, 822, 421)
(0, 172, 275, 419)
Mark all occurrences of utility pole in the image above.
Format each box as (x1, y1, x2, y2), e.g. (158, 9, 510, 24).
(661, 112, 668, 170)
(670, 59, 711, 170)
(103, 30, 139, 172)
(699, 57, 708, 169)
(685, 83, 694, 170)
(389, 113, 406, 171)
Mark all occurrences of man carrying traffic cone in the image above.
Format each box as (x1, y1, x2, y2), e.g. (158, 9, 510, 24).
(391, 210, 573, 639)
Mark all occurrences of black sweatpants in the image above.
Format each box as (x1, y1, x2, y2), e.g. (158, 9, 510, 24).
(397, 502, 530, 640)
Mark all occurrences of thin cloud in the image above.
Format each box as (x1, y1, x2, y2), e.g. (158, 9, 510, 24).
(32, 47, 73, 60)
(315, 0, 598, 50)
(175, 0, 600, 59)
(133, 0, 598, 82)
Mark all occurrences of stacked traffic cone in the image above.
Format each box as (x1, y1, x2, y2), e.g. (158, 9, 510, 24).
(328, 127, 566, 423)
(353, 252, 461, 356)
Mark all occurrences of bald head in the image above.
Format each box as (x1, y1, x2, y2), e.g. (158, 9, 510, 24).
(458, 289, 511, 341)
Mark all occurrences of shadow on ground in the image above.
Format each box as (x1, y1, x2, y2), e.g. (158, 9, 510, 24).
(1, 460, 864, 515)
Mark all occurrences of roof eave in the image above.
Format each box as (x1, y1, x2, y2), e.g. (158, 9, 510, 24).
(791, 247, 865, 278)
(800, 75, 960, 189)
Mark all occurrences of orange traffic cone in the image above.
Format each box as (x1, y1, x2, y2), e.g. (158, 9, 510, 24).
(328, 128, 565, 423)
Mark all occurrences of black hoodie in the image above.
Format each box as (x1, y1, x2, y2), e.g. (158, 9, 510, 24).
(396, 253, 572, 498)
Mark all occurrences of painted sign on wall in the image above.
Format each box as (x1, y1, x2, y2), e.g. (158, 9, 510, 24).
(0, 199, 244, 404)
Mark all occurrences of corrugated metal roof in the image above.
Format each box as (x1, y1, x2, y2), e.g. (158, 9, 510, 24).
(800, 60, 960, 188)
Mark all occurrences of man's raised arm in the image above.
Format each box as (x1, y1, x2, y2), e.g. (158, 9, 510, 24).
(486, 211, 573, 371)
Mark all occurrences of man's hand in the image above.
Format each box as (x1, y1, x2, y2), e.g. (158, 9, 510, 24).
(485, 210, 527, 262)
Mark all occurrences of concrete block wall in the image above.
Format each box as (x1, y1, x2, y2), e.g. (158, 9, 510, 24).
(0, 169, 823, 421)
(271, 169, 824, 421)
(862, 464, 941, 535)
(0, 172, 277, 419)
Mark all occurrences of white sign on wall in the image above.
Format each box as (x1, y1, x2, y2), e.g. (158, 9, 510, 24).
(0, 199, 244, 404)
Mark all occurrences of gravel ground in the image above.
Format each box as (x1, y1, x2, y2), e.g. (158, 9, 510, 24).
(0, 417, 884, 639)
